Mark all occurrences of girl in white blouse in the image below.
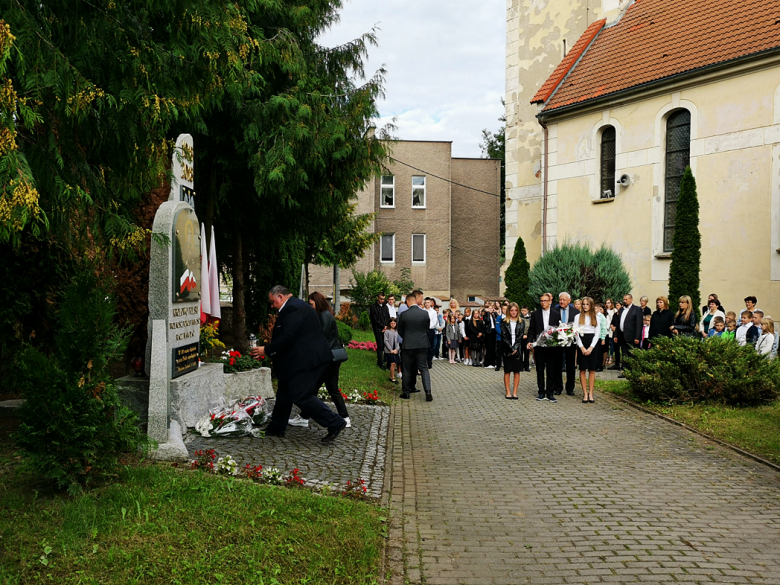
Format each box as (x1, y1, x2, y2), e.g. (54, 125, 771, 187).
(575, 297, 601, 403)
(755, 318, 775, 356)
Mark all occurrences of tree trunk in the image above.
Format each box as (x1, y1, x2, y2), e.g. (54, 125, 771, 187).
(231, 230, 248, 354)
(304, 261, 310, 300)
(333, 265, 340, 314)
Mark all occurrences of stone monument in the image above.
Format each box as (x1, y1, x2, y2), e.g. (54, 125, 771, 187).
(116, 134, 273, 460)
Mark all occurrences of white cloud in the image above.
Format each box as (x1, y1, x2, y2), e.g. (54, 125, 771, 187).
(318, 0, 505, 158)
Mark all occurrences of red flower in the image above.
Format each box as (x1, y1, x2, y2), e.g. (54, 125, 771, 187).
(229, 358, 235, 365)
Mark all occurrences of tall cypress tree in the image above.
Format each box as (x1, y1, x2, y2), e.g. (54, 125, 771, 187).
(504, 237, 535, 308)
(668, 166, 701, 319)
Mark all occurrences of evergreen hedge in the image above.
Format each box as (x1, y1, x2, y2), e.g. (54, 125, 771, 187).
(625, 336, 780, 405)
(668, 167, 701, 320)
(336, 320, 353, 346)
(528, 241, 631, 303)
(504, 237, 535, 308)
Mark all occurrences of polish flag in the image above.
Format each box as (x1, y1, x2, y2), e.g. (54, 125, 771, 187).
(208, 226, 221, 322)
(180, 269, 197, 293)
(200, 223, 211, 324)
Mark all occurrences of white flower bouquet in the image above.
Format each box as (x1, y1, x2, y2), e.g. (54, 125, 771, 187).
(195, 395, 268, 438)
(532, 324, 576, 348)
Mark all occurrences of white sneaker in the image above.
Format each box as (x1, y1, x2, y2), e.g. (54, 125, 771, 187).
(484, 365, 492, 368)
(344, 417, 351, 428)
(288, 414, 309, 427)
(397, 372, 403, 378)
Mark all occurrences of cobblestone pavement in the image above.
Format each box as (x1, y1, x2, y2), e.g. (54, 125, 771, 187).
(186, 401, 388, 496)
(387, 361, 780, 584)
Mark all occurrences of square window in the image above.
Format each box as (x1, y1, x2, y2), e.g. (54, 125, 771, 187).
(380, 234, 395, 263)
(412, 176, 426, 208)
(412, 234, 426, 264)
(380, 175, 394, 208)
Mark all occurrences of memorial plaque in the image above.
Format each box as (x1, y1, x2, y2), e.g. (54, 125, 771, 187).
(173, 207, 200, 303)
(172, 342, 199, 378)
(180, 185, 196, 207)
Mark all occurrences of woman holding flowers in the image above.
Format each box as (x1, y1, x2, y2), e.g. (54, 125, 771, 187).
(500, 303, 525, 399)
(575, 297, 600, 403)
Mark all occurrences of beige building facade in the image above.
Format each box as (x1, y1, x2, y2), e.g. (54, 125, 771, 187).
(310, 140, 501, 303)
(504, 0, 632, 284)
(508, 0, 780, 318)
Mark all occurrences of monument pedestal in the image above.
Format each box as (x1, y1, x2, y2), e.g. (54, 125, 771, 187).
(116, 364, 273, 435)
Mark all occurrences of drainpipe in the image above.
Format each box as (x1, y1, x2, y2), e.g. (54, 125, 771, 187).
(540, 120, 549, 255)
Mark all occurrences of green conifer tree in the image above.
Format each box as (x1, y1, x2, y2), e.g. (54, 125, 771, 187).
(668, 167, 701, 320)
(504, 237, 535, 308)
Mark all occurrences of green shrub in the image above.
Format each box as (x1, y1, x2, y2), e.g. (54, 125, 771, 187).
(504, 237, 535, 309)
(668, 166, 702, 321)
(625, 336, 780, 405)
(336, 320, 353, 346)
(529, 241, 631, 303)
(12, 270, 146, 493)
(358, 311, 371, 331)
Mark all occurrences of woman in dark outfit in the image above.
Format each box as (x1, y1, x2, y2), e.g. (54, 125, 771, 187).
(649, 296, 674, 344)
(467, 309, 485, 367)
(307, 291, 350, 427)
(500, 303, 525, 399)
(671, 295, 698, 338)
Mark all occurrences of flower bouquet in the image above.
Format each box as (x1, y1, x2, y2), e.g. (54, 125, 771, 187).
(194, 395, 268, 438)
(221, 349, 266, 373)
(532, 324, 576, 348)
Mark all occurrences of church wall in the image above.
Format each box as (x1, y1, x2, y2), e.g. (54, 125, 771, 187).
(543, 64, 780, 319)
(503, 0, 631, 293)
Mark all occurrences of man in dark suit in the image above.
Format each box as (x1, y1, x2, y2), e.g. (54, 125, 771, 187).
(556, 292, 580, 396)
(369, 292, 390, 369)
(397, 290, 433, 401)
(526, 292, 562, 402)
(250, 285, 346, 442)
(613, 293, 643, 379)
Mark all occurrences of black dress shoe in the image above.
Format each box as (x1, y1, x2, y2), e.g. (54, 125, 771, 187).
(595, 368, 604, 372)
(409, 388, 420, 393)
(554, 391, 562, 395)
(263, 427, 285, 438)
(425, 393, 433, 402)
(617, 373, 626, 379)
(608, 365, 621, 371)
(566, 391, 574, 396)
(400, 393, 411, 399)
(321, 421, 347, 443)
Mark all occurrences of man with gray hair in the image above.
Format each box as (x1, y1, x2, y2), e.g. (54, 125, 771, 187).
(250, 285, 346, 442)
(557, 291, 580, 396)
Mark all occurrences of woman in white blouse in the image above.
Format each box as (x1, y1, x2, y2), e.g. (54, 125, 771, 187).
(500, 303, 526, 399)
(575, 297, 600, 403)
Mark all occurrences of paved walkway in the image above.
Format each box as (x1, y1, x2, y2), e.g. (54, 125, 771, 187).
(187, 401, 389, 497)
(387, 361, 780, 584)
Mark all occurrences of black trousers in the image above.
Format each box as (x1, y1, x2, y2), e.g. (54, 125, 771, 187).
(268, 363, 344, 433)
(521, 343, 531, 370)
(484, 331, 496, 366)
(426, 330, 436, 368)
(612, 333, 623, 367)
(373, 328, 385, 367)
(494, 339, 503, 369)
(301, 361, 348, 419)
(402, 348, 431, 395)
(620, 336, 637, 369)
(534, 347, 561, 398)
(559, 345, 577, 393)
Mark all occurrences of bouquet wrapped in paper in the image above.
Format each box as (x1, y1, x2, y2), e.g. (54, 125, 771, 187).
(532, 324, 576, 348)
(195, 396, 268, 438)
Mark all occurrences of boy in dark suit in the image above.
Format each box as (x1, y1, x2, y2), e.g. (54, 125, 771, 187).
(526, 292, 562, 402)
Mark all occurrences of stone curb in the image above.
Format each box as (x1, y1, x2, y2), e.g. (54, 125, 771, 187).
(379, 399, 397, 585)
(605, 392, 780, 473)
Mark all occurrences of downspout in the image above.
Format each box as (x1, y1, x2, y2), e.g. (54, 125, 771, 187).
(540, 120, 549, 255)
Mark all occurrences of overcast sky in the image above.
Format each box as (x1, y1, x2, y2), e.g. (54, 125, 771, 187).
(318, 0, 505, 158)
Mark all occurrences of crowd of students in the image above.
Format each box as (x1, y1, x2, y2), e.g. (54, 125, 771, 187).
(368, 291, 777, 399)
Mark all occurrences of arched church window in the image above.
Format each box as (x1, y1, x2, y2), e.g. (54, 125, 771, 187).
(600, 126, 616, 198)
(664, 109, 691, 252)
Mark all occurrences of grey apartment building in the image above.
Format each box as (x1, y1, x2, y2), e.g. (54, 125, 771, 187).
(310, 140, 501, 303)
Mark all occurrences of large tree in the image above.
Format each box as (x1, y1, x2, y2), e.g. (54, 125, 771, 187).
(668, 167, 701, 319)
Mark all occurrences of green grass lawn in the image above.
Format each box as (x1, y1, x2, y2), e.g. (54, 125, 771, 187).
(596, 380, 780, 465)
(339, 329, 397, 404)
(0, 447, 385, 584)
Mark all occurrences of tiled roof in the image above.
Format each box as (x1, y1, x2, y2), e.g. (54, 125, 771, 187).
(538, 0, 780, 113)
(531, 19, 606, 104)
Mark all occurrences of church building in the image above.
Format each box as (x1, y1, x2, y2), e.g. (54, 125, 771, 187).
(505, 0, 780, 317)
